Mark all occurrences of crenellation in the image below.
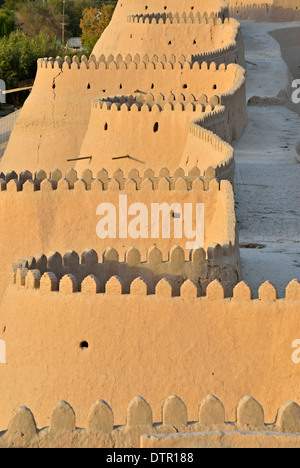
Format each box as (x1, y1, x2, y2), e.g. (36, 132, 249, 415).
(2, 394, 300, 447)
(15, 267, 28, 287)
(10, 238, 243, 297)
(12, 244, 300, 303)
(285, 279, 300, 301)
(276, 401, 300, 434)
(36, 54, 243, 71)
(19, 262, 300, 300)
(50, 401, 76, 434)
(0, 167, 235, 192)
(233, 280, 253, 300)
(105, 275, 124, 295)
(127, 11, 227, 26)
(0, 0, 298, 447)
(162, 395, 188, 427)
(6, 406, 37, 445)
(236, 396, 265, 428)
(126, 396, 153, 428)
(25, 270, 41, 290)
(198, 395, 226, 426)
(258, 281, 278, 302)
(59, 274, 78, 294)
(40, 272, 58, 293)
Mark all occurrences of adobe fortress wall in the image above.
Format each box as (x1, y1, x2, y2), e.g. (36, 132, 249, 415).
(98, 0, 229, 23)
(76, 86, 240, 177)
(228, 1, 300, 20)
(0, 57, 246, 176)
(1, 395, 300, 448)
(0, 172, 239, 300)
(92, 15, 244, 67)
(0, 0, 246, 176)
(0, 274, 299, 428)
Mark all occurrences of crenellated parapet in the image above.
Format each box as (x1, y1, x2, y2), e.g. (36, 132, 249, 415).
(12, 240, 240, 297)
(1, 279, 300, 435)
(0, 166, 231, 191)
(2, 395, 300, 448)
(92, 92, 220, 112)
(2, 52, 246, 175)
(127, 11, 226, 24)
(37, 55, 241, 70)
(0, 169, 239, 292)
(228, 1, 300, 20)
(11, 246, 300, 301)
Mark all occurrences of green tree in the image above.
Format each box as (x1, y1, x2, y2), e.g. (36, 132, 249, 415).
(15, 2, 62, 39)
(0, 31, 60, 88)
(80, 3, 116, 54)
(0, 10, 14, 37)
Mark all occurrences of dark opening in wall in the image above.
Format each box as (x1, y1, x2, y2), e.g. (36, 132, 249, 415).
(79, 341, 89, 349)
(151, 83, 154, 89)
(213, 84, 217, 90)
(153, 122, 159, 132)
(104, 123, 108, 131)
(87, 83, 91, 89)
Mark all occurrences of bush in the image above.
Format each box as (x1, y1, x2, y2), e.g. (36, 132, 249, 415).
(0, 31, 60, 88)
(80, 3, 116, 54)
(0, 10, 14, 37)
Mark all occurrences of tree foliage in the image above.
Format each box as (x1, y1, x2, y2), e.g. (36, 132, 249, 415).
(0, 31, 60, 88)
(0, 10, 14, 37)
(15, 2, 62, 39)
(0, 1, 116, 89)
(80, 3, 116, 54)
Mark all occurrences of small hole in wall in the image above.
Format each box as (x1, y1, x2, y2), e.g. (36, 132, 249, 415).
(151, 83, 154, 89)
(104, 123, 108, 131)
(120, 84, 123, 89)
(87, 83, 91, 89)
(153, 122, 159, 132)
(79, 341, 89, 349)
(52, 83, 56, 89)
(213, 84, 217, 90)
(168, 41, 172, 45)
(183, 84, 188, 89)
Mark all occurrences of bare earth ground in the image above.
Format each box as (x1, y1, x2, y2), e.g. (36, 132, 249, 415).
(234, 20, 300, 298)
